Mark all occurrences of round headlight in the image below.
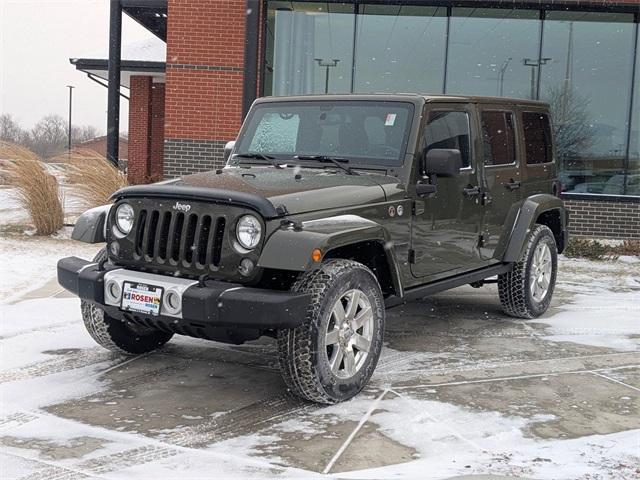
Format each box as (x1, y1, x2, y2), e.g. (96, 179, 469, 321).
(236, 215, 262, 250)
(115, 203, 134, 235)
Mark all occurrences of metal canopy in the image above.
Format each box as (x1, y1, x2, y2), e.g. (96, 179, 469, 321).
(122, 0, 167, 41)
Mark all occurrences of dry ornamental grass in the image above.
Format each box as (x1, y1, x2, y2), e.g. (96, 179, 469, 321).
(1, 141, 64, 235)
(54, 148, 127, 208)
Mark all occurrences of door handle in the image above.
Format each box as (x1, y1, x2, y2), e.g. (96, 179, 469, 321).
(504, 180, 521, 191)
(463, 186, 480, 198)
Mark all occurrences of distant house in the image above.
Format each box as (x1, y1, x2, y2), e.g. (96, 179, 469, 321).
(78, 136, 129, 163)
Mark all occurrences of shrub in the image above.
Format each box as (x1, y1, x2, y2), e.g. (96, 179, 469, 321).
(563, 238, 617, 261)
(55, 148, 127, 209)
(2, 141, 64, 235)
(611, 240, 640, 257)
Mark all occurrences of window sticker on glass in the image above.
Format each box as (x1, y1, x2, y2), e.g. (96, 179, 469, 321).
(385, 113, 397, 126)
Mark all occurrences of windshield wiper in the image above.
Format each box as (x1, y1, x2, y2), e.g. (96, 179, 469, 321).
(232, 153, 283, 169)
(294, 155, 359, 176)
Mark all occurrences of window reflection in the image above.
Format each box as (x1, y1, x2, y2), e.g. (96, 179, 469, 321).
(265, 2, 354, 96)
(481, 111, 516, 166)
(540, 12, 635, 195)
(354, 5, 447, 93)
(447, 9, 540, 98)
(424, 111, 472, 169)
(627, 30, 640, 196)
(263, 2, 640, 198)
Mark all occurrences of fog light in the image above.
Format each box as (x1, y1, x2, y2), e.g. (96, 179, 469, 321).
(105, 280, 122, 302)
(164, 289, 182, 315)
(238, 258, 255, 277)
(109, 241, 120, 256)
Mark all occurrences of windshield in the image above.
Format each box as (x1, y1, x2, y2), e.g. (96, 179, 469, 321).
(235, 101, 414, 167)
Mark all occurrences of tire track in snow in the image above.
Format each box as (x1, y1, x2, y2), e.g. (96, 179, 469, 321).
(163, 393, 318, 447)
(0, 349, 116, 384)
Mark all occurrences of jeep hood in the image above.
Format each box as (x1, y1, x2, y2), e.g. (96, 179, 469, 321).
(112, 167, 402, 217)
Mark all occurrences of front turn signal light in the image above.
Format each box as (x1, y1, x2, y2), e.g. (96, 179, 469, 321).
(311, 248, 322, 263)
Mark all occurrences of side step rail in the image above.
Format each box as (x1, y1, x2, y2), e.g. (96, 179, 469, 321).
(385, 263, 512, 308)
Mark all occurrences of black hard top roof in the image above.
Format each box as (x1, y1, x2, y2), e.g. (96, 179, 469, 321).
(254, 93, 548, 108)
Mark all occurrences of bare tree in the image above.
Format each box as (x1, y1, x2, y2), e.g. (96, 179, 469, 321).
(0, 114, 25, 143)
(544, 85, 593, 164)
(26, 115, 69, 159)
(72, 125, 101, 144)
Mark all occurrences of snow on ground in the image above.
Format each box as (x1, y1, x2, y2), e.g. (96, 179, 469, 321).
(536, 256, 640, 351)
(0, 227, 638, 478)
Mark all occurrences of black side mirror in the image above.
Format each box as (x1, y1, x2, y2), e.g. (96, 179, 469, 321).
(223, 141, 236, 164)
(423, 148, 462, 177)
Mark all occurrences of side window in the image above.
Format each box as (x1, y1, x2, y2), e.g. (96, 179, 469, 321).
(481, 111, 516, 166)
(248, 112, 300, 153)
(423, 111, 471, 169)
(522, 112, 553, 164)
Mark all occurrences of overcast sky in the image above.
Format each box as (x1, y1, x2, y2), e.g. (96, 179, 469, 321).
(0, 0, 156, 133)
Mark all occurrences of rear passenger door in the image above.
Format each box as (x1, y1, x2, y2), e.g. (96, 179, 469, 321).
(477, 107, 522, 260)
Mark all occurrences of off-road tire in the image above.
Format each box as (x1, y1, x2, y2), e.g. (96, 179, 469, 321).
(277, 259, 385, 404)
(81, 249, 173, 355)
(498, 224, 558, 319)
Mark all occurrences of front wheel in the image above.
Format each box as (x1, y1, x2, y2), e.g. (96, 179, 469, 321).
(498, 224, 558, 318)
(81, 249, 173, 355)
(277, 259, 385, 404)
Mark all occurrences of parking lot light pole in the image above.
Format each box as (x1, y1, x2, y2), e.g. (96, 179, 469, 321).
(315, 59, 340, 94)
(67, 85, 75, 153)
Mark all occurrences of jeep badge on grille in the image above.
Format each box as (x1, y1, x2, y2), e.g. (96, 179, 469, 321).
(173, 201, 191, 212)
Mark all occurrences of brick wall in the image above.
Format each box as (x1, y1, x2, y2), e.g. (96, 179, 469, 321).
(565, 199, 640, 239)
(150, 83, 165, 180)
(128, 77, 153, 184)
(164, 139, 227, 177)
(128, 77, 165, 184)
(164, 0, 246, 177)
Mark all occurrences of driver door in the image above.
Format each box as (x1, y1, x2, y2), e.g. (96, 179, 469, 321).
(410, 106, 486, 278)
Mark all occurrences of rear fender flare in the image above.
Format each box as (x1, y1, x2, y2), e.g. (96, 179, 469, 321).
(500, 194, 567, 263)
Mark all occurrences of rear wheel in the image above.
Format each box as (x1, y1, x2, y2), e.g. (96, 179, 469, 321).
(277, 259, 385, 404)
(498, 224, 558, 318)
(81, 249, 173, 355)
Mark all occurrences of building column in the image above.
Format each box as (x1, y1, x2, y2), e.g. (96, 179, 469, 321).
(128, 77, 166, 184)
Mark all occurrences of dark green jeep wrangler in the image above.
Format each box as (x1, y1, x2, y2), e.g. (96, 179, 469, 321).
(58, 94, 568, 404)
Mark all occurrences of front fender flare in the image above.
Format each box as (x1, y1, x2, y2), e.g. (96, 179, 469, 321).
(258, 215, 403, 296)
(71, 205, 111, 243)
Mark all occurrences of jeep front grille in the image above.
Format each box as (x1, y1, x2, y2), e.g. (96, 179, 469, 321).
(134, 208, 226, 269)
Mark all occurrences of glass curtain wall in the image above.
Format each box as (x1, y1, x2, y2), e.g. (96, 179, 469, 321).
(446, 8, 541, 98)
(263, 2, 640, 198)
(539, 12, 636, 195)
(353, 5, 447, 93)
(264, 2, 355, 96)
(627, 26, 640, 195)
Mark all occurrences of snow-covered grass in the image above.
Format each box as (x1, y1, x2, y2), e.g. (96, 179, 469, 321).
(0, 231, 100, 303)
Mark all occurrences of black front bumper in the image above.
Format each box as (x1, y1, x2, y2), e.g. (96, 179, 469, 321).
(57, 256, 310, 331)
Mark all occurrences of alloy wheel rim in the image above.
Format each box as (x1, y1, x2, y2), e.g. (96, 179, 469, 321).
(530, 242, 552, 303)
(325, 289, 374, 379)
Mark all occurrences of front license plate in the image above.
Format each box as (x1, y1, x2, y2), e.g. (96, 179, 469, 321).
(121, 282, 163, 316)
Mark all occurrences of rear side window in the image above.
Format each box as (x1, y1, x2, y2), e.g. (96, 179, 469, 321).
(481, 111, 516, 166)
(522, 112, 553, 164)
(423, 111, 471, 168)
